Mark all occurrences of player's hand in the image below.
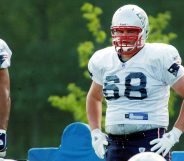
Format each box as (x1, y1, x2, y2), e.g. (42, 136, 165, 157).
(91, 128, 108, 159)
(150, 127, 182, 157)
(0, 130, 7, 158)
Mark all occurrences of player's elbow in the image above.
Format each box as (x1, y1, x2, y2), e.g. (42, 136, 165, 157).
(86, 91, 101, 106)
(0, 87, 10, 103)
(86, 91, 93, 109)
(86, 91, 102, 112)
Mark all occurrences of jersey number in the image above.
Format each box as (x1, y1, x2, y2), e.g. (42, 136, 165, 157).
(103, 72, 147, 100)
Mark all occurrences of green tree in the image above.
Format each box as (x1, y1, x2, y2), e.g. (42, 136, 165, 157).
(48, 3, 177, 126)
(2, 0, 87, 158)
(48, 2, 107, 125)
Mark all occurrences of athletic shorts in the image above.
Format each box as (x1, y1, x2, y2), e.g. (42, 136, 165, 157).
(105, 128, 171, 161)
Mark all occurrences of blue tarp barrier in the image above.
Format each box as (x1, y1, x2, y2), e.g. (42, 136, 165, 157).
(28, 122, 105, 161)
(172, 151, 184, 161)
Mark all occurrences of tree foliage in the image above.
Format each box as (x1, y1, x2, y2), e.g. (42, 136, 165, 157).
(48, 3, 177, 126)
(148, 12, 176, 43)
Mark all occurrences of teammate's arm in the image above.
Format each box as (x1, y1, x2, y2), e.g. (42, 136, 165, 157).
(0, 69, 10, 130)
(0, 68, 10, 157)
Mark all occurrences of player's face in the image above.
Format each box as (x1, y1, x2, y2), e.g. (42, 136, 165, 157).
(111, 27, 143, 59)
(113, 29, 139, 46)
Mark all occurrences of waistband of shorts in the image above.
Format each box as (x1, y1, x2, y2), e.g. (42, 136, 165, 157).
(108, 128, 166, 141)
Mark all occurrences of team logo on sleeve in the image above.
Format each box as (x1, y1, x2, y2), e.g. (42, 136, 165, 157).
(168, 63, 180, 77)
(0, 54, 7, 65)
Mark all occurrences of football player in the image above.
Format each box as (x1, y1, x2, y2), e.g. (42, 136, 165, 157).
(128, 152, 166, 161)
(0, 39, 12, 158)
(86, 4, 184, 161)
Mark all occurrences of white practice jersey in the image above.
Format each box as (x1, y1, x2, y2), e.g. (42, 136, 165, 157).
(88, 43, 184, 127)
(0, 39, 12, 69)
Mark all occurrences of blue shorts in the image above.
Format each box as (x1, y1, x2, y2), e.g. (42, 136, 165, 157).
(105, 128, 171, 161)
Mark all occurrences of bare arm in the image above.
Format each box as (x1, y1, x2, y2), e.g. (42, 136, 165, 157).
(172, 75, 184, 132)
(86, 81, 103, 131)
(0, 68, 11, 130)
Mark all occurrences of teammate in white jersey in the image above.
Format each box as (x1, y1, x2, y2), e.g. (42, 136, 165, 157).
(0, 39, 12, 158)
(86, 4, 184, 161)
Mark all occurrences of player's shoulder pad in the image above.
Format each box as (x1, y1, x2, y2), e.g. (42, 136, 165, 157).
(146, 43, 179, 59)
(89, 46, 115, 64)
(0, 39, 12, 55)
(0, 39, 8, 47)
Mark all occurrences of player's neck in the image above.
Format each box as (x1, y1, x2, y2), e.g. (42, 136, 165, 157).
(119, 47, 143, 61)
